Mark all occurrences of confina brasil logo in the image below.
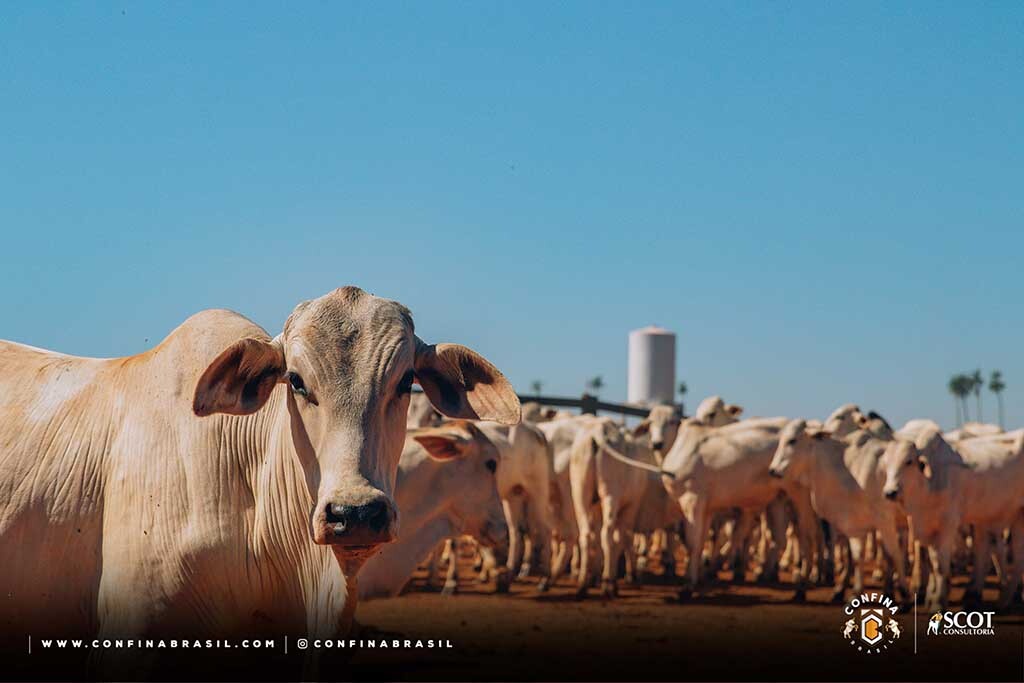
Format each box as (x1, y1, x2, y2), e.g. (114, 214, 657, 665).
(840, 592, 902, 654)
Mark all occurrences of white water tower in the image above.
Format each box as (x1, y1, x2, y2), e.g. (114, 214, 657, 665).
(627, 326, 676, 406)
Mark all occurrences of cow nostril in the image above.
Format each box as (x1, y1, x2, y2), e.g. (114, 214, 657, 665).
(325, 499, 391, 535)
(652, 441, 665, 451)
(884, 489, 899, 500)
(325, 503, 349, 528)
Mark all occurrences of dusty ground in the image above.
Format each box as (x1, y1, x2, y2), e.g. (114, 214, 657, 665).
(351, 548, 1024, 682)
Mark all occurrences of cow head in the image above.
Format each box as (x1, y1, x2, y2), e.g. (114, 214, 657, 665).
(769, 419, 830, 485)
(411, 421, 508, 548)
(694, 395, 743, 426)
(632, 404, 682, 456)
(881, 428, 949, 503)
(192, 286, 520, 554)
(823, 403, 864, 438)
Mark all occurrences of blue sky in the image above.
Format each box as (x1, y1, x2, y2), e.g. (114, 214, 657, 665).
(1, 2, 1021, 428)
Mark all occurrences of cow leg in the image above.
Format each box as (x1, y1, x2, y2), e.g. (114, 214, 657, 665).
(998, 517, 1024, 609)
(518, 535, 534, 580)
(524, 500, 553, 591)
(848, 535, 866, 595)
(729, 510, 757, 584)
(966, 527, 992, 607)
(680, 498, 711, 601)
(503, 497, 526, 579)
(927, 536, 953, 612)
(878, 522, 909, 605)
(831, 535, 852, 603)
(761, 498, 788, 583)
(993, 530, 1007, 585)
(661, 525, 679, 579)
(441, 538, 460, 596)
(599, 495, 622, 598)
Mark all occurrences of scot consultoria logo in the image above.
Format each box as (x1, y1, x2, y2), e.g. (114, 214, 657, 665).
(840, 592, 902, 654)
(927, 610, 996, 636)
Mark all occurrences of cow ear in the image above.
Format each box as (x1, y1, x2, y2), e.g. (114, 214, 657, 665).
(632, 420, 651, 437)
(193, 338, 286, 417)
(918, 457, 933, 478)
(726, 404, 743, 417)
(414, 339, 520, 426)
(412, 426, 475, 461)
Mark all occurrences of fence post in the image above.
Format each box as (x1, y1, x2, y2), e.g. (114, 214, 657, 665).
(580, 393, 598, 415)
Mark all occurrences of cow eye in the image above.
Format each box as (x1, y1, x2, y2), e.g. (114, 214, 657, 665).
(288, 372, 310, 398)
(787, 439, 797, 446)
(397, 370, 414, 396)
(485, 459, 498, 474)
(905, 458, 914, 467)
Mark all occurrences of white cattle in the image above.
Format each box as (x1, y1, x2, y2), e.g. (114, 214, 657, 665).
(768, 420, 909, 603)
(478, 421, 563, 591)
(882, 428, 1024, 610)
(694, 395, 744, 425)
(358, 421, 507, 599)
(536, 414, 602, 583)
(661, 417, 819, 599)
(0, 287, 519, 661)
(569, 417, 678, 598)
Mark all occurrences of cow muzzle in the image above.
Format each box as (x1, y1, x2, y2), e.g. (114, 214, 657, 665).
(315, 496, 397, 548)
(884, 486, 900, 501)
(769, 467, 784, 479)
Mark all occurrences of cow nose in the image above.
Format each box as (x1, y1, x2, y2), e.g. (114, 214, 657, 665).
(884, 487, 900, 500)
(769, 468, 782, 478)
(326, 499, 392, 535)
(652, 440, 665, 452)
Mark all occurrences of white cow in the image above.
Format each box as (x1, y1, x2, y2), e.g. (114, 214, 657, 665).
(358, 421, 508, 599)
(769, 419, 910, 603)
(536, 414, 602, 584)
(882, 428, 1024, 610)
(0, 287, 519, 668)
(478, 421, 563, 591)
(661, 417, 819, 600)
(570, 417, 679, 598)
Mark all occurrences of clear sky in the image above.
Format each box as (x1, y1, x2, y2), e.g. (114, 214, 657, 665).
(2, 3, 1021, 429)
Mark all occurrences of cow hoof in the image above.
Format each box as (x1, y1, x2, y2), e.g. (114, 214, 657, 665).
(476, 571, 489, 584)
(536, 578, 551, 593)
(829, 590, 845, 604)
(792, 588, 807, 603)
(601, 580, 618, 598)
(517, 565, 532, 581)
(574, 585, 588, 601)
(677, 587, 693, 603)
(495, 572, 511, 594)
(441, 581, 457, 597)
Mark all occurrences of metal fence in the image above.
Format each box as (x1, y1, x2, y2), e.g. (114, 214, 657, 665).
(516, 393, 684, 419)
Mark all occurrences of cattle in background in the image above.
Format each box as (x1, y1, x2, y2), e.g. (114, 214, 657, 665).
(358, 421, 508, 599)
(882, 428, 1024, 610)
(769, 419, 910, 604)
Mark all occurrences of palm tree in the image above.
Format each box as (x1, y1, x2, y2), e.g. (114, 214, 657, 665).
(971, 369, 984, 423)
(677, 381, 688, 401)
(990, 370, 1006, 429)
(949, 374, 972, 425)
(948, 375, 963, 426)
(530, 380, 543, 395)
(586, 376, 604, 396)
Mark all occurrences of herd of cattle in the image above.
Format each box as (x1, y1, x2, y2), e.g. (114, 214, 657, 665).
(0, 286, 1020, 658)
(368, 392, 1024, 617)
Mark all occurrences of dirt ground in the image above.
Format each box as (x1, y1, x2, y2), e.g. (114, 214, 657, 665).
(351, 548, 1024, 682)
